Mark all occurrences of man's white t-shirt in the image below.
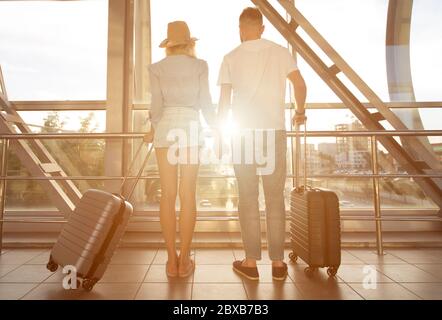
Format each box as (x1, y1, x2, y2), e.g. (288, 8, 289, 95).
(217, 38, 298, 130)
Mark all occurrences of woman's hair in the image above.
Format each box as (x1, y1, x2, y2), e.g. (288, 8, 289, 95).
(166, 43, 196, 58)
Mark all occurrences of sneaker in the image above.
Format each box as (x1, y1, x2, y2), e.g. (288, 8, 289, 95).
(272, 262, 288, 281)
(232, 260, 259, 281)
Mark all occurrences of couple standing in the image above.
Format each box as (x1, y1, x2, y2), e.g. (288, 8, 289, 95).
(147, 7, 307, 280)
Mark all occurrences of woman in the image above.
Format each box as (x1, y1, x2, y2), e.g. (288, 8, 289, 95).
(147, 21, 215, 277)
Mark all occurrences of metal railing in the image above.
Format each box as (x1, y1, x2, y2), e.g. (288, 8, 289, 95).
(0, 130, 442, 254)
(10, 101, 442, 111)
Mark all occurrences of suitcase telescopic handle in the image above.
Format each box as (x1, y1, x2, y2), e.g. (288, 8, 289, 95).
(119, 137, 154, 202)
(295, 121, 308, 190)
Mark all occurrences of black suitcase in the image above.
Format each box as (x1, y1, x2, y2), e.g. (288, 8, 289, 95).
(289, 122, 341, 277)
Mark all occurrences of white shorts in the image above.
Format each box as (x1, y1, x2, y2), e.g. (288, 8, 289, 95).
(153, 107, 203, 148)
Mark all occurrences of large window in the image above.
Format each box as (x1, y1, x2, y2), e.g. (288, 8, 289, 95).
(1, 1, 440, 215)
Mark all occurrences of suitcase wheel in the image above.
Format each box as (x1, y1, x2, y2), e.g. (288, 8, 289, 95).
(82, 278, 97, 292)
(304, 267, 317, 277)
(46, 257, 58, 273)
(327, 267, 338, 277)
(289, 252, 298, 263)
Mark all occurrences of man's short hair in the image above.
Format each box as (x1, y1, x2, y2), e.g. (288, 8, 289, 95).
(239, 7, 263, 26)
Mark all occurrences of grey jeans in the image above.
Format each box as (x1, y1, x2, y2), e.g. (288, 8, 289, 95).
(233, 130, 287, 261)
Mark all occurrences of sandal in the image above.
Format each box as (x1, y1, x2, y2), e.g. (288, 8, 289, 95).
(166, 260, 178, 277)
(178, 253, 195, 278)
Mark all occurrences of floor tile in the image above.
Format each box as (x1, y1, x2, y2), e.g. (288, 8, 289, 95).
(195, 249, 234, 265)
(295, 282, 363, 300)
(337, 265, 393, 283)
(376, 265, 441, 283)
(349, 283, 421, 300)
(243, 282, 304, 300)
(340, 251, 366, 264)
(0, 264, 53, 283)
(0, 283, 38, 300)
(192, 283, 247, 300)
(136, 283, 191, 300)
(21, 283, 87, 300)
(152, 249, 168, 265)
(193, 265, 242, 283)
(25, 251, 51, 265)
(144, 264, 193, 283)
(100, 265, 149, 283)
(388, 249, 442, 264)
(0, 264, 20, 277)
(0, 249, 44, 265)
(414, 264, 442, 281)
(346, 250, 407, 265)
(401, 283, 442, 300)
(110, 249, 157, 265)
(79, 283, 140, 300)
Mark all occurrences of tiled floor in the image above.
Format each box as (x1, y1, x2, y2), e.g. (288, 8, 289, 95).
(0, 247, 442, 300)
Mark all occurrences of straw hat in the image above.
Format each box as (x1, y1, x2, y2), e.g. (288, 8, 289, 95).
(159, 21, 198, 48)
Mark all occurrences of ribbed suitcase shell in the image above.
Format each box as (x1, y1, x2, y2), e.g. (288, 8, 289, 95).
(290, 187, 341, 274)
(50, 189, 133, 282)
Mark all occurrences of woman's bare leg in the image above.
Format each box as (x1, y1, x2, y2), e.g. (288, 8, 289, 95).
(178, 147, 199, 272)
(156, 148, 178, 275)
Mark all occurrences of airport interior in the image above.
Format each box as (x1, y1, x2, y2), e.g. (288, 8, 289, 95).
(0, 0, 441, 300)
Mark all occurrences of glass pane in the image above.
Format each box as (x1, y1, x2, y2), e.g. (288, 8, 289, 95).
(411, 1, 442, 102)
(380, 178, 437, 210)
(296, 0, 389, 102)
(0, 0, 108, 101)
(5, 111, 106, 212)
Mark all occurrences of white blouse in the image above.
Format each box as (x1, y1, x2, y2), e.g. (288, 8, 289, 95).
(148, 55, 216, 127)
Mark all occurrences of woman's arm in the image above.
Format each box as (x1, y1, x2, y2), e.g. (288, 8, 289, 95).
(148, 65, 163, 130)
(199, 61, 216, 126)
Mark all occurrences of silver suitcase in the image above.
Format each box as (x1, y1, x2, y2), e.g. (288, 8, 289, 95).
(46, 142, 153, 291)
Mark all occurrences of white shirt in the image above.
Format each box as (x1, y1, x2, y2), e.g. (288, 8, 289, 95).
(149, 55, 215, 127)
(218, 39, 298, 130)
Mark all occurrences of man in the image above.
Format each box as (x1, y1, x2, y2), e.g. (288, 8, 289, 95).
(217, 7, 307, 281)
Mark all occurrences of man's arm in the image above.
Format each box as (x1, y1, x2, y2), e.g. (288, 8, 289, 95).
(217, 84, 233, 127)
(288, 70, 307, 125)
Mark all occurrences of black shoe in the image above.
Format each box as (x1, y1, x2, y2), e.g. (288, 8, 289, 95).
(272, 262, 288, 281)
(232, 260, 259, 281)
